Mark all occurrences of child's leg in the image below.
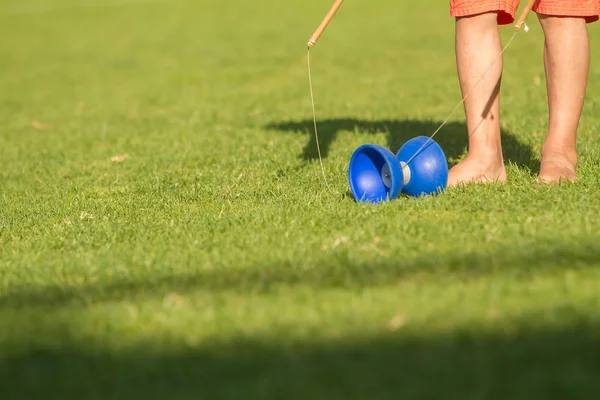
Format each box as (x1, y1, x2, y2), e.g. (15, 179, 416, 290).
(536, 14, 590, 183)
(448, 13, 507, 187)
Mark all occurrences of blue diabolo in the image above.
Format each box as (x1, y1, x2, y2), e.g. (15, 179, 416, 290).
(397, 136, 448, 197)
(348, 144, 404, 203)
(348, 137, 448, 203)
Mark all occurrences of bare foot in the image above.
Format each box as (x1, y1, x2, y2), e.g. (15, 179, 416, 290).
(447, 155, 507, 187)
(536, 153, 577, 184)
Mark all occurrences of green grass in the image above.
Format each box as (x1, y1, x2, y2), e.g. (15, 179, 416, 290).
(1, 0, 600, 398)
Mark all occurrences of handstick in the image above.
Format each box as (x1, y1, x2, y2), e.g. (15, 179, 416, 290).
(307, 0, 345, 48)
(514, 0, 537, 31)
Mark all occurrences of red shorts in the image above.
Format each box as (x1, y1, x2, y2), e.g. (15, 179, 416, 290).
(450, 0, 600, 25)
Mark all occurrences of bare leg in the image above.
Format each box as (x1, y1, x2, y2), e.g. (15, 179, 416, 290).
(448, 13, 507, 187)
(536, 15, 590, 184)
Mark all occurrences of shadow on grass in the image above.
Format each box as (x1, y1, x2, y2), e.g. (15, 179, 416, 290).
(1, 239, 600, 398)
(1, 238, 599, 310)
(266, 118, 539, 172)
(1, 320, 600, 399)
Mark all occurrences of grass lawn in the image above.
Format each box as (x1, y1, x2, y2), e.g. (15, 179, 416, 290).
(2, 0, 600, 398)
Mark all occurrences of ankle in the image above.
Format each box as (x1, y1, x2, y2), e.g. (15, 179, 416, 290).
(541, 142, 577, 166)
(467, 146, 504, 165)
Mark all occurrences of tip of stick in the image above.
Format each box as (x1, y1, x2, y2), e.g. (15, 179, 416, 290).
(514, 22, 530, 32)
(307, 39, 316, 48)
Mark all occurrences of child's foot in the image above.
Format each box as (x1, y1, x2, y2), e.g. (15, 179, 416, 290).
(536, 150, 577, 184)
(447, 154, 507, 187)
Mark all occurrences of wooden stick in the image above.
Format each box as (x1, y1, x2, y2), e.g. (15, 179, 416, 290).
(514, 0, 537, 31)
(307, 0, 345, 48)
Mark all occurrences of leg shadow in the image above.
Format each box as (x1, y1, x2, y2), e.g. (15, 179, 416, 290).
(265, 118, 539, 172)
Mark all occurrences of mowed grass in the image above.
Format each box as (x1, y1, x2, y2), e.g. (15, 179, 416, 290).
(1, 0, 600, 398)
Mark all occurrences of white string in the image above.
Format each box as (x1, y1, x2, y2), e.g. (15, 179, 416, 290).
(404, 30, 520, 166)
(308, 48, 336, 194)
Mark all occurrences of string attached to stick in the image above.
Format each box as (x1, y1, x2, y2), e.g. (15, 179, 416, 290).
(305, 0, 345, 195)
(402, 0, 536, 165)
(403, 29, 521, 166)
(307, 48, 336, 194)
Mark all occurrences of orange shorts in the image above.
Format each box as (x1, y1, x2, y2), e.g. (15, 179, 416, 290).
(450, 0, 600, 25)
